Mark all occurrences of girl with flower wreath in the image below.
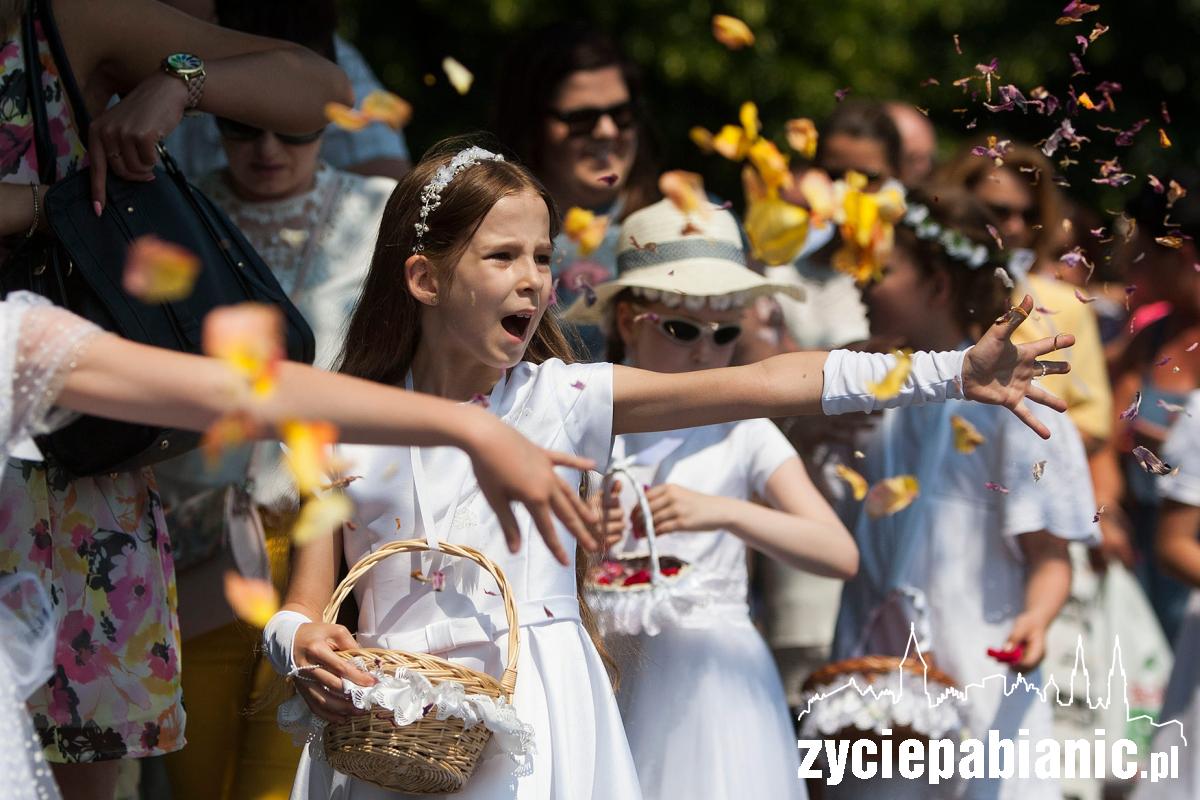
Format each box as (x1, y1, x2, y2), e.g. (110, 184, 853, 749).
(267, 136, 1079, 800)
(823, 188, 1099, 800)
(561, 196, 857, 800)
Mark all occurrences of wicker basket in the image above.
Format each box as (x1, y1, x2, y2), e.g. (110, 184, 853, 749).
(318, 539, 519, 794)
(800, 654, 961, 743)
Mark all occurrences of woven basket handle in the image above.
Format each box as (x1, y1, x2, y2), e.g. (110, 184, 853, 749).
(604, 466, 666, 583)
(321, 538, 521, 697)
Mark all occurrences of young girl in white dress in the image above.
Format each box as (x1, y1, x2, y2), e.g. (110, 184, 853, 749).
(1133, 390, 1200, 800)
(562, 199, 857, 800)
(262, 138, 1081, 800)
(825, 189, 1099, 800)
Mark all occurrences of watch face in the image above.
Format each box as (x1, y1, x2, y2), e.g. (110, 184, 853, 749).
(165, 53, 203, 74)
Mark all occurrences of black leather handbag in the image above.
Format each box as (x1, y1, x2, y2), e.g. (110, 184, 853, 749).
(1, 0, 316, 476)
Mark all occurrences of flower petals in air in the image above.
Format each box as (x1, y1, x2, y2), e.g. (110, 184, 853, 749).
(1074, 288, 1095, 304)
(658, 171, 708, 216)
(786, 118, 819, 160)
(865, 475, 920, 518)
(712, 15, 755, 49)
(867, 349, 913, 400)
(123, 236, 200, 303)
(282, 420, 339, 496)
(442, 57, 474, 95)
(563, 207, 609, 256)
(201, 412, 258, 468)
(984, 481, 1010, 494)
(1119, 391, 1142, 421)
(360, 90, 413, 129)
(1032, 460, 1046, 482)
(223, 572, 279, 628)
(834, 464, 869, 501)
(951, 414, 986, 454)
(324, 102, 370, 131)
(291, 493, 354, 545)
(1132, 445, 1172, 476)
(202, 303, 284, 396)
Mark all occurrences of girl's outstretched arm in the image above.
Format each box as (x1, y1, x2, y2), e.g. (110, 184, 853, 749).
(614, 295, 1073, 440)
(55, 333, 597, 564)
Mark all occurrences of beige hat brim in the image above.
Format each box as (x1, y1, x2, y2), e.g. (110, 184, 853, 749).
(561, 260, 805, 325)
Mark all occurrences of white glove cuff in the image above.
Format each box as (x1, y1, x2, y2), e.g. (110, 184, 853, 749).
(263, 609, 312, 676)
(821, 349, 967, 415)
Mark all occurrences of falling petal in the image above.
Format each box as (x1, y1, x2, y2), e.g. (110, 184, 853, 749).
(291, 493, 354, 545)
(544, 605, 555, 618)
(570, 381, 586, 391)
(1157, 399, 1190, 416)
(689, 126, 715, 153)
(834, 464, 868, 501)
(223, 572, 279, 628)
(867, 350, 914, 400)
(747, 138, 791, 192)
(1159, 129, 1172, 148)
(201, 412, 258, 468)
(1074, 288, 1095, 304)
(1156, 235, 1184, 249)
(984, 481, 1010, 494)
(282, 420, 339, 495)
(1167, 180, 1187, 208)
(324, 102, 370, 131)
(785, 118, 819, 160)
(658, 170, 708, 216)
(744, 189, 811, 266)
(442, 57, 474, 95)
(123, 236, 200, 303)
(1032, 461, 1046, 482)
(834, 87, 851, 102)
(1118, 391, 1142, 421)
(563, 207, 609, 256)
(1132, 445, 1172, 476)
(1155, 355, 1172, 367)
(1187, 342, 1198, 352)
(202, 304, 285, 397)
(953, 34, 962, 54)
(1056, 2, 1101, 25)
(1093, 505, 1106, 523)
(1077, 92, 1096, 110)
(951, 415, 986, 454)
(711, 14, 755, 49)
(865, 475, 920, 518)
(629, 236, 657, 253)
(994, 267, 1015, 289)
(360, 90, 413, 129)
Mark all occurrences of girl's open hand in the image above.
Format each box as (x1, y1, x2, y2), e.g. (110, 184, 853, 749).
(465, 419, 599, 566)
(962, 295, 1074, 439)
(291, 622, 376, 725)
(631, 483, 728, 536)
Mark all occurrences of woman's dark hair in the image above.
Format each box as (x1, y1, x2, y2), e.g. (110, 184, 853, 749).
(216, 0, 337, 62)
(335, 135, 576, 385)
(491, 22, 660, 219)
(817, 99, 903, 178)
(893, 186, 1010, 337)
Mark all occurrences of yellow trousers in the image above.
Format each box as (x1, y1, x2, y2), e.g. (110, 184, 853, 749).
(165, 516, 299, 800)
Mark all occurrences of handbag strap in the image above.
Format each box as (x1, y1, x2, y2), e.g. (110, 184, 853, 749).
(20, 1, 55, 184)
(34, 0, 91, 134)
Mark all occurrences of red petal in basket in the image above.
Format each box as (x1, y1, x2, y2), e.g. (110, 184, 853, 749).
(660, 566, 681, 577)
(986, 644, 1025, 665)
(595, 574, 613, 586)
(622, 569, 652, 586)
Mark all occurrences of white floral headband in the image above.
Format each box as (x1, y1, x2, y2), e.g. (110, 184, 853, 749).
(413, 146, 506, 253)
(901, 203, 990, 269)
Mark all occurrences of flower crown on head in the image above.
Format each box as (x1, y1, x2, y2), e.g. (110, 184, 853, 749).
(900, 203, 991, 269)
(413, 146, 506, 253)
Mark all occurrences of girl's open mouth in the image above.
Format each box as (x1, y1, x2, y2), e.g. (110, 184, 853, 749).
(501, 313, 533, 340)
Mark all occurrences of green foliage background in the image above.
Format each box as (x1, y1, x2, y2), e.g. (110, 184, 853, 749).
(340, 1, 1196, 209)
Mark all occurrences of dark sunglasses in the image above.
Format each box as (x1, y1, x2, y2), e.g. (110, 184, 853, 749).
(546, 101, 637, 137)
(216, 117, 324, 146)
(984, 202, 1039, 225)
(655, 315, 742, 347)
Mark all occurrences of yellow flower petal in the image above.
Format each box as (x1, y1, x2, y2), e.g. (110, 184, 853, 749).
(123, 236, 200, 303)
(689, 126, 715, 153)
(442, 56, 474, 95)
(738, 101, 760, 140)
(291, 493, 354, 546)
(712, 124, 751, 161)
(744, 193, 810, 266)
(866, 349, 913, 400)
(324, 101, 370, 131)
(748, 138, 791, 193)
(1159, 128, 1172, 148)
(360, 90, 413, 129)
(201, 304, 284, 397)
(658, 170, 708, 216)
(866, 475, 920, 518)
(1077, 92, 1095, 110)
(785, 118, 819, 160)
(798, 169, 835, 225)
(564, 207, 609, 256)
(951, 414, 987, 454)
(835, 463, 868, 501)
(712, 14, 755, 50)
(282, 420, 339, 496)
(223, 571, 279, 629)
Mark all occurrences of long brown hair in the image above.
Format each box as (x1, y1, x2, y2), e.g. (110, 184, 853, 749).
(335, 135, 577, 382)
(894, 186, 1010, 339)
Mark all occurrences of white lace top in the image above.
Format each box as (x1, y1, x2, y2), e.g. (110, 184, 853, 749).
(0, 291, 102, 468)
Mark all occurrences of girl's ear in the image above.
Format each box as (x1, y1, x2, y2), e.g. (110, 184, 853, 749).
(930, 268, 953, 308)
(405, 254, 440, 306)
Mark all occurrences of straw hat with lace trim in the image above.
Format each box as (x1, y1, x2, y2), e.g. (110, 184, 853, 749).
(561, 198, 804, 325)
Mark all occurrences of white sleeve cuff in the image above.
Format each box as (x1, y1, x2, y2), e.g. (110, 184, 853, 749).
(263, 610, 312, 676)
(821, 349, 966, 415)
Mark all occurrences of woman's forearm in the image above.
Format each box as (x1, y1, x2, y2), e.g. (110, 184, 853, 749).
(0, 184, 47, 238)
(711, 495, 858, 579)
(197, 49, 352, 134)
(1156, 501, 1200, 588)
(1019, 532, 1072, 627)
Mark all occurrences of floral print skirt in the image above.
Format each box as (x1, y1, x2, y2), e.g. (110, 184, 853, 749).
(0, 460, 185, 763)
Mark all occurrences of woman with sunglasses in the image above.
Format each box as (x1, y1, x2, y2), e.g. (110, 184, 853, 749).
(494, 22, 661, 358)
(565, 199, 858, 800)
(147, 8, 397, 799)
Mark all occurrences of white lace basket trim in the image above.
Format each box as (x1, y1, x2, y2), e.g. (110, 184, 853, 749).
(798, 668, 965, 741)
(278, 659, 535, 763)
(585, 567, 742, 636)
